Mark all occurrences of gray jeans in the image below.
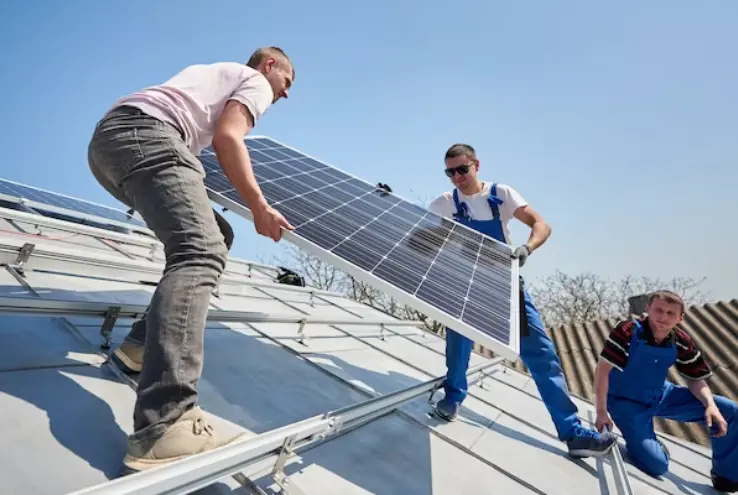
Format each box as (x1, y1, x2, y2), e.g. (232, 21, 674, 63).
(87, 106, 229, 440)
(125, 208, 233, 346)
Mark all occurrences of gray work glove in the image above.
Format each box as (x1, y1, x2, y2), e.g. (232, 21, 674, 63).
(511, 245, 531, 267)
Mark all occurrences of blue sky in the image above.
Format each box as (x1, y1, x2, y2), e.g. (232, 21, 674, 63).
(0, 1, 736, 301)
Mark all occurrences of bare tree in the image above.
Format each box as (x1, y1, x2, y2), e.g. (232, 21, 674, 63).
(272, 244, 347, 293)
(530, 270, 710, 328)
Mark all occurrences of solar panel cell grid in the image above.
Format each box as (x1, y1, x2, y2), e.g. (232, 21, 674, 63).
(0, 179, 148, 229)
(200, 137, 519, 359)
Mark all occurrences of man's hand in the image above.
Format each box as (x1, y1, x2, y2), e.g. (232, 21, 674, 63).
(252, 202, 294, 242)
(596, 410, 614, 433)
(705, 405, 728, 437)
(511, 245, 531, 266)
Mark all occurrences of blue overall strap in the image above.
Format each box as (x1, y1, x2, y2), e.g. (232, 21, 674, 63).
(486, 183, 503, 220)
(452, 189, 469, 221)
(634, 318, 676, 345)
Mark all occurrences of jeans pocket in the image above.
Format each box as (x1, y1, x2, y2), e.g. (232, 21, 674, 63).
(89, 124, 147, 187)
(93, 117, 190, 186)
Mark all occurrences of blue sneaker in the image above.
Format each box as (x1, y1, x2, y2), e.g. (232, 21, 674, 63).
(434, 398, 460, 422)
(566, 425, 617, 458)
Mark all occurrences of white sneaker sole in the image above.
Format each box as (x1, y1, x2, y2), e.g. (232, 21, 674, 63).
(122, 431, 252, 473)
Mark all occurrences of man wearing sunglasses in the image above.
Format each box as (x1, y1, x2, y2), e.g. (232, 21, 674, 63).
(427, 143, 617, 459)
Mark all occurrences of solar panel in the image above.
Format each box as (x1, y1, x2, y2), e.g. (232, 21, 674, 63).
(0, 179, 149, 231)
(200, 137, 520, 360)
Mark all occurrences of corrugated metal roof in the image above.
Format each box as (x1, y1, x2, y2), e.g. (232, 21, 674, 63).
(500, 300, 738, 447)
(0, 184, 721, 494)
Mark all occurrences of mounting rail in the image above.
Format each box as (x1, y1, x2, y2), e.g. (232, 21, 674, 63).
(0, 240, 339, 299)
(0, 295, 422, 328)
(69, 358, 503, 495)
(607, 427, 634, 495)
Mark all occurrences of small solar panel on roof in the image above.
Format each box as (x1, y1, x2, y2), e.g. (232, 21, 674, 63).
(0, 179, 147, 229)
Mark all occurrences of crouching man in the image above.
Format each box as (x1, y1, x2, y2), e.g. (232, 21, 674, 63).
(594, 290, 737, 492)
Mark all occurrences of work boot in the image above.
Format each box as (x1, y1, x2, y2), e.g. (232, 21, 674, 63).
(110, 341, 143, 374)
(713, 472, 738, 493)
(122, 406, 248, 473)
(566, 425, 617, 458)
(434, 398, 460, 422)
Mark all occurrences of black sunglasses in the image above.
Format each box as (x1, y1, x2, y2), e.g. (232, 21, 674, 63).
(444, 164, 472, 177)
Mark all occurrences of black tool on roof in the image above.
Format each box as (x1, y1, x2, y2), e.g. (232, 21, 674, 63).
(276, 266, 306, 287)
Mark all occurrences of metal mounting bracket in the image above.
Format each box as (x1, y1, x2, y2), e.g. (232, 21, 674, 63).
(11, 243, 35, 276)
(428, 380, 444, 404)
(99, 305, 121, 349)
(478, 372, 488, 390)
(297, 318, 307, 345)
(148, 243, 157, 261)
(271, 434, 305, 495)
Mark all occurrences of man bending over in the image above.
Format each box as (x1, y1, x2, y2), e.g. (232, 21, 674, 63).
(87, 47, 295, 473)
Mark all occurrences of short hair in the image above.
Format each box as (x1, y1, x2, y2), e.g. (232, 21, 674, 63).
(647, 290, 685, 313)
(247, 46, 294, 79)
(445, 143, 477, 161)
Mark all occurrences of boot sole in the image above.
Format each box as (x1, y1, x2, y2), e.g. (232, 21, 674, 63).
(568, 442, 616, 458)
(122, 431, 252, 474)
(431, 406, 458, 422)
(111, 349, 142, 374)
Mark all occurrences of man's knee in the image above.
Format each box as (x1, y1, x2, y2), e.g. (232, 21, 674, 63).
(629, 440, 670, 477)
(164, 213, 229, 277)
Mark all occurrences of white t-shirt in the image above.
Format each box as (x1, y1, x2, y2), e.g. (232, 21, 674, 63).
(110, 62, 274, 155)
(427, 182, 527, 244)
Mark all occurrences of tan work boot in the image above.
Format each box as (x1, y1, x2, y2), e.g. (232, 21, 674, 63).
(122, 406, 247, 473)
(111, 342, 143, 374)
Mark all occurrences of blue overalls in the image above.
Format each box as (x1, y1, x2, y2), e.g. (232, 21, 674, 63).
(439, 184, 581, 441)
(608, 320, 738, 481)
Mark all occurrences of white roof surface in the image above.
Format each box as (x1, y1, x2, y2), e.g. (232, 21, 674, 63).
(0, 185, 719, 495)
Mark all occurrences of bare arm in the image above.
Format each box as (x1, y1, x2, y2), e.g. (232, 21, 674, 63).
(211, 101, 293, 241)
(594, 359, 613, 414)
(513, 205, 551, 252)
(212, 100, 268, 212)
(688, 379, 716, 408)
(688, 379, 728, 436)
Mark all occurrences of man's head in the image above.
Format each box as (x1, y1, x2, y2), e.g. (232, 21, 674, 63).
(444, 143, 481, 195)
(247, 47, 294, 103)
(646, 290, 685, 334)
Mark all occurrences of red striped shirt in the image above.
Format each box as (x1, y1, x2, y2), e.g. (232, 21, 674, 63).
(600, 318, 712, 380)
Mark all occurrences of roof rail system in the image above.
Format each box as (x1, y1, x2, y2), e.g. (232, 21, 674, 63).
(0, 296, 422, 349)
(70, 358, 504, 495)
(0, 232, 423, 348)
(0, 204, 281, 275)
(0, 239, 334, 298)
(0, 207, 159, 248)
(0, 196, 642, 494)
(0, 188, 154, 237)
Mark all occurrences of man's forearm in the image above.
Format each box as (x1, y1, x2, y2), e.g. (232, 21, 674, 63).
(688, 379, 716, 408)
(212, 135, 269, 212)
(525, 220, 551, 252)
(594, 362, 610, 413)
